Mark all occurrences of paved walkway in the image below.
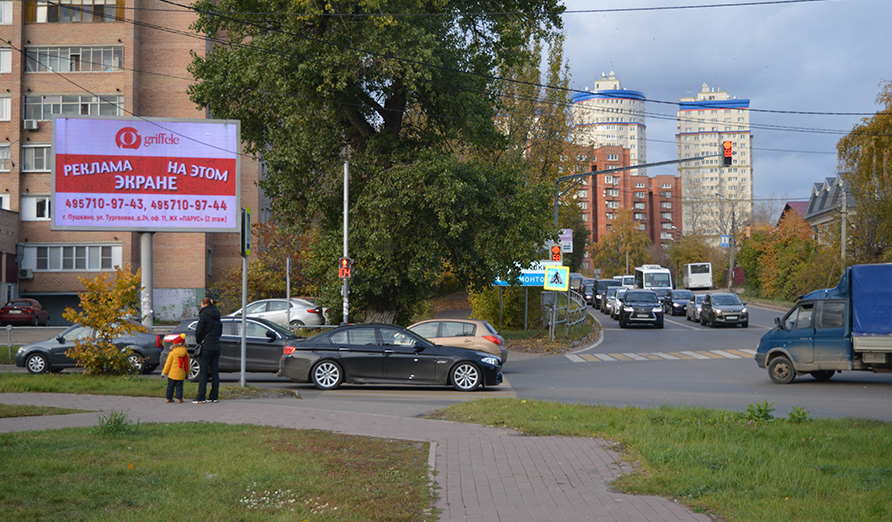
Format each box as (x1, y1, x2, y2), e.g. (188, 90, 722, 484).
(0, 392, 710, 521)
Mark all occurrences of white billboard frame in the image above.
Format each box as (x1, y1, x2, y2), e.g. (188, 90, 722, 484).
(51, 115, 241, 233)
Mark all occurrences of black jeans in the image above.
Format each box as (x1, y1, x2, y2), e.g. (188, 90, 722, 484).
(165, 378, 184, 400)
(195, 349, 220, 402)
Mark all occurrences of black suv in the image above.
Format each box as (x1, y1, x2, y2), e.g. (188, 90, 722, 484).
(594, 279, 621, 309)
(617, 290, 664, 328)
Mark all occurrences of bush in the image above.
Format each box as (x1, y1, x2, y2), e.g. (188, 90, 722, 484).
(468, 287, 548, 328)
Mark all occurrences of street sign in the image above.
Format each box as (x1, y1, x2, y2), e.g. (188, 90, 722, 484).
(493, 270, 545, 287)
(720, 234, 730, 248)
(560, 229, 573, 253)
(543, 266, 570, 291)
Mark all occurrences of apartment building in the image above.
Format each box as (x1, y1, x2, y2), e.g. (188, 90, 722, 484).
(0, 0, 263, 323)
(677, 83, 753, 242)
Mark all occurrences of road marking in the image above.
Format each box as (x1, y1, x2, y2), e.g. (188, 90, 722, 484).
(653, 352, 680, 360)
(726, 349, 754, 358)
(594, 353, 617, 362)
(681, 351, 711, 359)
(711, 350, 742, 359)
(609, 353, 634, 361)
(566, 354, 586, 363)
(565, 349, 754, 363)
(622, 352, 649, 361)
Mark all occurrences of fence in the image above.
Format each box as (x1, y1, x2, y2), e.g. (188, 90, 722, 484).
(541, 289, 588, 341)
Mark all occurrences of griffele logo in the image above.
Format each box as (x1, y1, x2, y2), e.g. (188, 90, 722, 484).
(115, 127, 141, 149)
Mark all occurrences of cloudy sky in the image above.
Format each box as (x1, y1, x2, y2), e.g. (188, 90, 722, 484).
(559, 0, 890, 213)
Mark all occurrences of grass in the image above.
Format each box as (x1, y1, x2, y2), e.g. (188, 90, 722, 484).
(429, 398, 892, 520)
(0, 373, 296, 400)
(0, 404, 86, 418)
(0, 418, 434, 521)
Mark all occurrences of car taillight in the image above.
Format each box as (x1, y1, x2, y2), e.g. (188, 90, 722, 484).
(307, 309, 321, 314)
(156, 335, 163, 348)
(482, 335, 502, 345)
(283, 346, 296, 355)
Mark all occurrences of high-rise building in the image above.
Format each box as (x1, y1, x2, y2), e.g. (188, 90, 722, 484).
(0, 0, 264, 323)
(676, 83, 753, 242)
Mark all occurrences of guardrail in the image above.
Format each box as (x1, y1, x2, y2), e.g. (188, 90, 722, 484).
(542, 290, 588, 341)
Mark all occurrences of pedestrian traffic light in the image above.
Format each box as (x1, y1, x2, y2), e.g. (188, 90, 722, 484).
(722, 140, 733, 167)
(338, 257, 353, 278)
(550, 244, 562, 263)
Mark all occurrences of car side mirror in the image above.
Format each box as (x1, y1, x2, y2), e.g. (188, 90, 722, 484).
(414, 342, 426, 352)
(775, 317, 782, 329)
(56, 335, 65, 343)
(267, 331, 277, 342)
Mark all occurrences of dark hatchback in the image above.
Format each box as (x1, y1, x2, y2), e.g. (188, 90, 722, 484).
(700, 293, 749, 327)
(617, 290, 664, 328)
(15, 320, 163, 374)
(162, 316, 301, 381)
(279, 324, 502, 391)
(594, 279, 621, 308)
(663, 289, 694, 315)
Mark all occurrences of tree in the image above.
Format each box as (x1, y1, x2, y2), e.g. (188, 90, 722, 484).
(838, 81, 892, 263)
(665, 234, 723, 286)
(63, 267, 146, 375)
(211, 222, 313, 314)
(589, 209, 652, 277)
(188, 0, 564, 324)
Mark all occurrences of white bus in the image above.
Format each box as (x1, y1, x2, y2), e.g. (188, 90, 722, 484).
(634, 265, 673, 290)
(683, 263, 713, 290)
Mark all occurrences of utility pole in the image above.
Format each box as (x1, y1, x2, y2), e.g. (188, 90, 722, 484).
(716, 192, 736, 290)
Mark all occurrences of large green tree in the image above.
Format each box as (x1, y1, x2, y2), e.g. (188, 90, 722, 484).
(589, 209, 652, 277)
(187, 0, 564, 323)
(837, 80, 892, 263)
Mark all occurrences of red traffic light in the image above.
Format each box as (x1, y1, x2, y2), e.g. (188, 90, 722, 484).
(338, 257, 353, 278)
(550, 245, 562, 262)
(722, 140, 733, 166)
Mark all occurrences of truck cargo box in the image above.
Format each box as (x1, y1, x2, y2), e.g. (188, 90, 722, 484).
(851, 264, 892, 352)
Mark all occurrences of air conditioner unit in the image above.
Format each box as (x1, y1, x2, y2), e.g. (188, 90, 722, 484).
(23, 120, 39, 131)
(19, 269, 34, 280)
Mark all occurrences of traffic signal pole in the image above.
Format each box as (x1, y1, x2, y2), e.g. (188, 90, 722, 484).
(342, 160, 350, 325)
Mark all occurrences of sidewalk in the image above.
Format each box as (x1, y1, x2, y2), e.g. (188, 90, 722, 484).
(0, 392, 710, 521)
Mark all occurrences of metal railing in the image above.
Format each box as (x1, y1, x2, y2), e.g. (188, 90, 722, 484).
(542, 289, 588, 341)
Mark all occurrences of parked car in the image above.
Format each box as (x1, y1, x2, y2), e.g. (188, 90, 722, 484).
(600, 286, 620, 315)
(228, 298, 328, 326)
(685, 294, 706, 322)
(15, 320, 163, 374)
(163, 316, 300, 381)
(663, 289, 694, 315)
(617, 290, 664, 328)
(594, 279, 621, 309)
(611, 287, 629, 320)
(407, 319, 507, 363)
(0, 298, 50, 326)
(279, 324, 502, 391)
(700, 293, 749, 327)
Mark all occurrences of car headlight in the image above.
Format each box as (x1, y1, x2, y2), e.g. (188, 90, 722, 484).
(623, 306, 633, 312)
(652, 307, 663, 313)
(741, 307, 748, 314)
(16, 346, 24, 354)
(714, 308, 723, 314)
(481, 357, 500, 366)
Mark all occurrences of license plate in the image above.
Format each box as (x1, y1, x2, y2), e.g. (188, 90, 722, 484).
(9, 310, 21, 314)
(726, 315, 737, 320)
(634, 313, 648, 318)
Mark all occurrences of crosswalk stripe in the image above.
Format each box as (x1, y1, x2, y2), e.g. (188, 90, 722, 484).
(579, 354, 600, 362)
(726, 349, 753, 358)
(652, 352, 679, 360)
(594, 353, 617, 361)
(668, 351, 694, 359)
(609, 353, 633, 361)
(642, 353, 664, 360)
(681, 351, 711, 359)
(565, 354, 585, 363)
(738, 349, 757, 356)
(622, 353, 649, 361)
(711, 350, 741, 359)
(698, 351, 726, 359)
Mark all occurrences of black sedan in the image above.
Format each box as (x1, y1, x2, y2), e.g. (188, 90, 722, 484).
(162, 316, 300, 381)
(15, 320, 163, 374)
(278, 324, 503, 391)
(663, 289, 694, 315)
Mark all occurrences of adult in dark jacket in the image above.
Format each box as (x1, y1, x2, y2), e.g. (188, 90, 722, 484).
(193, 297, 222, 404)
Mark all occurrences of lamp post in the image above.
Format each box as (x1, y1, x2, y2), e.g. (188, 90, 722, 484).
(715, 192, 736, 290)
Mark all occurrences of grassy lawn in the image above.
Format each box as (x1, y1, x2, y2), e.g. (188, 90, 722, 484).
(0, 419, 433, 521)
(430, 398, 892, 520)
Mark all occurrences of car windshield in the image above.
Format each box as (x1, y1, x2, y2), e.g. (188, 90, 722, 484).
(712, 295, 742, 306)
(626, 292, 657, 304)
(673, 291, 694, 300)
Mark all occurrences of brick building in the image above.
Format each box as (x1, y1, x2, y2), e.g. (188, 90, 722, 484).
(0, 0, 264, 323)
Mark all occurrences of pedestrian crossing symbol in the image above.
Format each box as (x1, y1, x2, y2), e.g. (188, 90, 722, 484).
(543, 266, 570, 291)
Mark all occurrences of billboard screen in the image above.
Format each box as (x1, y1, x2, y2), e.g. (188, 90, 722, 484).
(52, 116, 240, 232)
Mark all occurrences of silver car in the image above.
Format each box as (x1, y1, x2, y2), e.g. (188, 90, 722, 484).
(228, 298, 328, 326)
(685, 294, 706, 322)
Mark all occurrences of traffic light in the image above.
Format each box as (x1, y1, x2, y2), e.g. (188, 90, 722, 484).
(338, 257, 353, 278)
(550, 244, 562, 263)
(722, 140, 733, 167)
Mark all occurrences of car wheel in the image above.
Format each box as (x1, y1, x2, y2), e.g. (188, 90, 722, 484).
(768, 356, 796, 384)
(290, 320, 306, 326)
(25, 352, 49, 374)
(312, 360, 343, 390)
(700, 314, 706, 326)
(656, 318, 664, 329)
(188, 358, 200, 382)
(741, 321, 749, 328)
(32, 316, 39, 326)
(619, 315, 627, 328)
(708, 316, 716, 328)
(811, 370, 835, 381)
(146, 364, 158, 373)
(127, 353, 146, 374)
(451, 362, 481, 391)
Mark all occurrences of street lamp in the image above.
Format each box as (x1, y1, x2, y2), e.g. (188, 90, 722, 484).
(715, 192, 736, 290)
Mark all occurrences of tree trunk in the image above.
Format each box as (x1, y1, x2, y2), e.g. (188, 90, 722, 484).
(364, 307, 398, 325)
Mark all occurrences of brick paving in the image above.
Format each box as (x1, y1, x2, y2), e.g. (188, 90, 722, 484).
(0, 392, 711, 521)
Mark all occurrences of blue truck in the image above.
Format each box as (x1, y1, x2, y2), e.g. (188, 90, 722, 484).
(755, 264, 892, 384)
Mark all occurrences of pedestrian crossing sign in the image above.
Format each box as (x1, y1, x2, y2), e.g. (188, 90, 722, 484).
(543, 266, 570, 291)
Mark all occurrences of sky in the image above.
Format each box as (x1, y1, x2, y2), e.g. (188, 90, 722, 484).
(559, 0, 891, 215)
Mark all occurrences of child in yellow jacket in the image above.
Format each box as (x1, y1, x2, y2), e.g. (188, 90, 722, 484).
(162, 334, 190, 403)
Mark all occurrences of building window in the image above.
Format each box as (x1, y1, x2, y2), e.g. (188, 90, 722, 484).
(606, 189, 618, 197)
(24, 94, 124, 120)
(635, 182, 645, 189)
(634, 202, 645, 210)
(606, 201, 619, 209)
(0, 144, 9, 171)
(0, 1, 11, 24)
(26, 46, 123, 72)
(22, 195, 52, 220)
(634, 213, 646, 220)
(577, 190, 587, 198)
(634, 191, 645, 199)
(0, 96, 9, 121)
(24, 0, 125, 23)
(579, 202, 588, 210)
(661, 202, 672, 209)
(661, 183, 672, 189)
(0, 47, 10, 73)
(606, 154, 618, 161)
(661, 212, 672, 220)
(26, 244, 119, 271)
(22, 145, 51, 171)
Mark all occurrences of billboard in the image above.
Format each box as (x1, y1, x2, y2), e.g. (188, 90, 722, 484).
(52, 116, 240, 232)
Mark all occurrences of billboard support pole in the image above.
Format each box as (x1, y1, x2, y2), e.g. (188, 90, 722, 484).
(140, 232, 154, 327)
